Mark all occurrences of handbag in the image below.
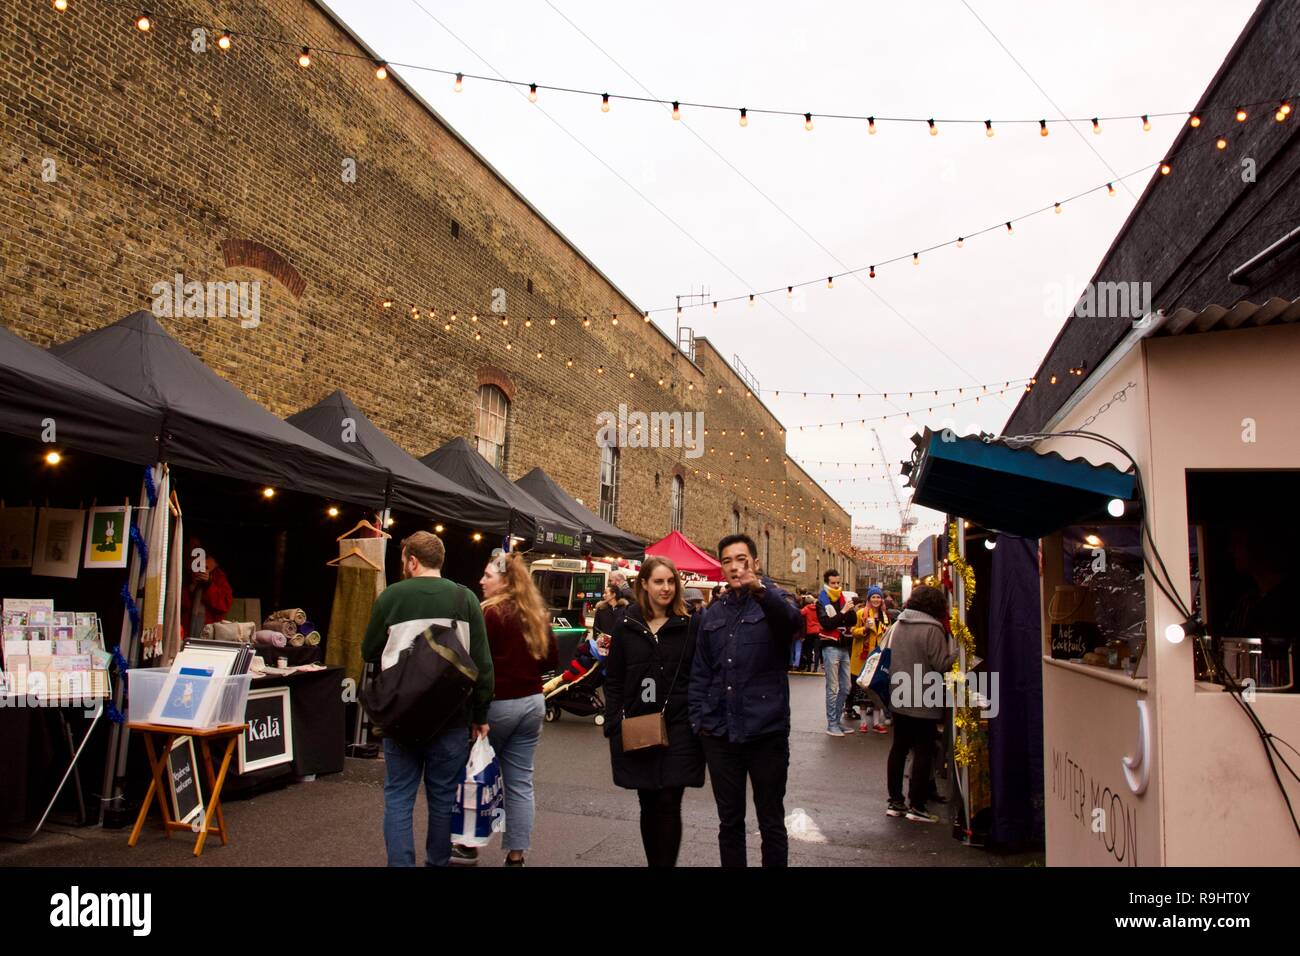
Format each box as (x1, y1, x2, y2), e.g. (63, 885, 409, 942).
(361, 589, 479, 747)
(620, 622, 689, 753)
(856, 625, 893, 697)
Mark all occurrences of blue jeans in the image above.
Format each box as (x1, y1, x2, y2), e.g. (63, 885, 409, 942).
(382, 724, 471, 867)
(487, 694, 545, 853)
(790, 637, 803, 668)
(822, 645, 851, 729)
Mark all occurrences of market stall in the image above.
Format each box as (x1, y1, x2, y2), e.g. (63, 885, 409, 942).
(515, 467, 646, 560)
(644, 530, 722, 584)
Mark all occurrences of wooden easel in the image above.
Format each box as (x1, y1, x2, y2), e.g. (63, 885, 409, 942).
(127, 722, 247, 857)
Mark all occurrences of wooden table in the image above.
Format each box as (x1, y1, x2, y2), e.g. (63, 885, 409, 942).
(127, 722, 248, 857)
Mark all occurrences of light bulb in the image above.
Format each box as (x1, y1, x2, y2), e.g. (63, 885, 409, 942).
(1160, 162, 1171, 175)
(1189, 114, 1201, 128)
(1165, 623, 1185, 644)
(297, 47, 311, 68)
(671, 101, 680, 120)
(375, 64, 388, 80)
(528, 83, 538, 102)
(643, 311, 650, 323)
(984, 538, 997, 550)
(787, 286, 793, 298)
(1141, 114, 1150, 131)
(262, 487, 276, 499)
(1039, 119, 1049, 137)
(1216, 136, 1227, 150)
(928, 118, 937, 136)
(1084, 533, 1102, 547)
(1107, 183, 1116, 196)
(435, 524, 445, 534)
(1236, 107, 1247, 122)
(327, 506, 339, 518)
(136, 12, 152, 31)
(45, 450, 62, 465)
(454, 72, 463, 92)
(985, 119, 994, 137)
(1055, 202, 1062, 214)
(1091, 117, 1101, 134)
(804, 112, 814, 131)
(748, 294, 755, 306)
(1107, 498, 1126, 517)
(868, 116, 877, 134)
(549, 317, 556, 325)
(601, 93, 610, 112)
(385, 518, 395, 528)
(217, 30, 232, 50)
(912, 253, 919, 265)
(1282, 101, 1293, 117)
(1006, 221, 1014, 234)
(826, 277, 833, 289)
(739, 107, 748, 127)
(470, 312, 478, 322)
(53, 0, 68, 10)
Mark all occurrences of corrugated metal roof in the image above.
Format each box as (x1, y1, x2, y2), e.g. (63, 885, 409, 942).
(1155, 296, 1300, 335)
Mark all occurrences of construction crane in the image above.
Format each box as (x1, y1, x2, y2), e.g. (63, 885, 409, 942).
(872, 427, 917, 536)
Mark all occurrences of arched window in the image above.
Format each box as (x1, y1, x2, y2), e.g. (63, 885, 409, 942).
(762, 529, 771, 574)
(732, 507, 741, 534)
(599, 443, 620, 524)
(474, 384, 510, 470)
(670, 476, 684, 532)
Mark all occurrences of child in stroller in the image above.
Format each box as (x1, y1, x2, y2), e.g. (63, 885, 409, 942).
(542, 632, 609, 724)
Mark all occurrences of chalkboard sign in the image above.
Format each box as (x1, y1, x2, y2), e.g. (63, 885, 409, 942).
(1050, 621, 1102, 660)
(167, 736, 203, 826)
(573, 573, 606, 603)
(238, 686, 294, 773)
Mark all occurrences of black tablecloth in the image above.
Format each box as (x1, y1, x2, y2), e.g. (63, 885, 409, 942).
(222, 665, 346, 796)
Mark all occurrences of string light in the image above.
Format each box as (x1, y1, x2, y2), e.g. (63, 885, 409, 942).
(454, 72, 463, 92)
(826, 277, 833, 289)
(643, 311, 651, 323)
(1091, 117, 1101, 134)
(1236, 106, 1248, 122)
(1189, 114, 1201, 128)
(327, 506, 340, 518)
(985, 119, 994, 137)
(217, 29, 232, 50)
(1039, 119, 1049, 137)
(375, 63, 388, 80)
(472, 532, 482, 542)
(566, 358, 573, 368)
(869, 266, 875, 278)
(804, 112, 814, 131)
(524, 317, 532, 328)
(1141, 114, 1150, 131)
(435, 524, 445, 534)
(470, 312, 478, 322)
(582, 316, 591, 328)
(1160, 161, 1171, 175)
(601, 93, 610, 112)
(912, 253, 919, 265)
(44, 450, 62, 465)
(262, 487, 276, 499)
(927, 118, 937, 136)
(868, 116, 877, 134)
(1107, 182, 1116, 196)
(298, 46, 312, 68)
(1006, 221, 1013, 234)
(1054, 202, 1061, 214)
(52, 0, 68, 10)
(739, 107, 748, 127)
(1216, 135, 1228, 150)
(672, 101, 681, 120)
(549, 317, 556, 326)
(381, 299, 393, 309)
(956, 236, 964, 248)
(528, 83, 538, 102)
(1276, 103, 1289, 122)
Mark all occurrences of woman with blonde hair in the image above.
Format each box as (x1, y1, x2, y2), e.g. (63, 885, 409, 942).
(603, 556, 704, 866)
(452, 550, 557, 866)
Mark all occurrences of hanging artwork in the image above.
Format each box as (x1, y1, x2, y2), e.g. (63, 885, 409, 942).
(84, 505, 131, 569)
(33, 508, 87, 579)
(0, 507, 36, 569)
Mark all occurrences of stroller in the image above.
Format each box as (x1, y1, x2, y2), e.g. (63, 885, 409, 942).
(543, 631, 608, 725)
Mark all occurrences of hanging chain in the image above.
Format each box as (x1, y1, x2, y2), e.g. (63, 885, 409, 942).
(1079, 380, 1138, 430)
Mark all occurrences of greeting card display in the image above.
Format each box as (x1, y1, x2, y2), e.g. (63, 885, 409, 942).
(84, 506, 130, 569)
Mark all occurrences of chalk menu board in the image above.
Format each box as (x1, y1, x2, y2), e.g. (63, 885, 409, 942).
(167, 736, 203, 826)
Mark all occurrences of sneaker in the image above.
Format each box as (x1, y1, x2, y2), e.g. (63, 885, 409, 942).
(905, 806, 940, 823)
(873, 724, 888, 735)
(837, 723, 857, 734)
(825, 727, 845, 737)
(858, 722, 870, 734)
(886, 801, 907, 817)
(845, 708, 861, 721)
(504, 854, 526, 867)
(450, 844, 479, 865)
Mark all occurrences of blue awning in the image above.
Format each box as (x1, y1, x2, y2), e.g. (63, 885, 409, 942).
(908, 430, 1136, 538)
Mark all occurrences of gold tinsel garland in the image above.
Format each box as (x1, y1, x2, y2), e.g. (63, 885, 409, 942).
(947, 520, 979, 767)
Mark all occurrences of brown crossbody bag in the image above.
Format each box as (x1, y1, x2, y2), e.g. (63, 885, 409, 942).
(620, 622, 689, 752)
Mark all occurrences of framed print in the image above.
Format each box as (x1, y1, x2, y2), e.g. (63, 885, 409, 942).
(33, 508, 86, 579)
(153, 667, 216, 727)
(167, 736, 204, 827)
(84, 506, 130, 569)
(238, 687, 293, 773)
(0, 507, 36, 569)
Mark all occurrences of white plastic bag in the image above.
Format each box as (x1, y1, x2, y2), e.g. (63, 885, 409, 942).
(451, 736, 503, 847)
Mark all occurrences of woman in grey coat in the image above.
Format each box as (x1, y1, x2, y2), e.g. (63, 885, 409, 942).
(883, 585, 957, 822)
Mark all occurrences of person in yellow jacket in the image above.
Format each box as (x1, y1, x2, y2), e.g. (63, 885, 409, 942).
(850, 586, 892, 733)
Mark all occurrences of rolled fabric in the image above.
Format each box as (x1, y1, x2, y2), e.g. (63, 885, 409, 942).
(302, 630, 321, 646)
(300, 620, 319, 637)
(289, 633, 306, 647)
(268, 608, 307, 626)
(252, 629, 288, 649)
(260, 618, 298, 637)
(214, 620, 255, 643)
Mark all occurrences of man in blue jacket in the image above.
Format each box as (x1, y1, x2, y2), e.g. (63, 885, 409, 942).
(689, 533, 804, 867)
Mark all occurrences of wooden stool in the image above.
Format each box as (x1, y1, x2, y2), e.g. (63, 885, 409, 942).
(127, 722, 248, 857)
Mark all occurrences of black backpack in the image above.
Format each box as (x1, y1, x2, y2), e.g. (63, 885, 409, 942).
(361, 590, 479, 747)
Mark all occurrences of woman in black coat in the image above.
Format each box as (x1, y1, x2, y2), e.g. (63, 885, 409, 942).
(603, 556, 704, 867)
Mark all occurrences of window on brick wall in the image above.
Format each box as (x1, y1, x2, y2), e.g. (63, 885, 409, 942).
(670, 476, 684, 532)
(475, 385, 510, 471)
(763, 529, 771, 574)
(599, 443, 620, 524)
(732, 508, 741, 534)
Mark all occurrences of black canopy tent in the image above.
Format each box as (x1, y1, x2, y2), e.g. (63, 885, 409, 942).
(287, 390, 509, 532)
(51, 312, 390, 508)
(419, 438, 586, 555)
(0, 325, 160, 465)
(515, 466, 646, 560)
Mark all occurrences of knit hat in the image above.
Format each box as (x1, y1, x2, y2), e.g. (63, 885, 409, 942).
(867, 586, 884, 599)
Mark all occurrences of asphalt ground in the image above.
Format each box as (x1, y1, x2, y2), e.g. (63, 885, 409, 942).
(0, 674, 1042, 867)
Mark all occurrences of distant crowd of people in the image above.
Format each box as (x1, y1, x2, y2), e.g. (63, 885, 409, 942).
(361, 530, 956, 867)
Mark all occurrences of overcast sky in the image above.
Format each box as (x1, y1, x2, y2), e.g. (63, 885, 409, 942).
(331, 0, 1258, 543)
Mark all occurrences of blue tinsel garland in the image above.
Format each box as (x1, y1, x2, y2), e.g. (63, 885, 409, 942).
(129, 523, 148, 569)
(143, 466, 158, 507)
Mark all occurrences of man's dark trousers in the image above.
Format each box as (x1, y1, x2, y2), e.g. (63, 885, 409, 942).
(887, 713, 937, 808)
(700, 731, 789, 867)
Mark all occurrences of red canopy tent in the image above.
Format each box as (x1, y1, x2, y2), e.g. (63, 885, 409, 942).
(644, 530, 722, 578)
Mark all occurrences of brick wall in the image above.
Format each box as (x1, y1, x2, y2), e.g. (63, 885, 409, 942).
(0, 0, 852, 590)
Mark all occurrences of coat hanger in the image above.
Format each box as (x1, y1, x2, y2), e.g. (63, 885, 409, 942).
(336, 518, 391, 541)
(327, 547, 382, 571)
